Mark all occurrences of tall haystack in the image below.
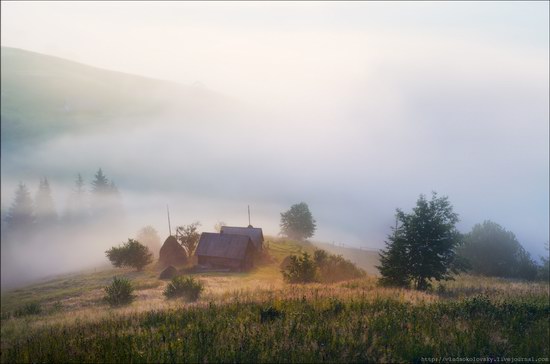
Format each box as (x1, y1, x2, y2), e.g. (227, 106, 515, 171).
(159, 235, 187, 268)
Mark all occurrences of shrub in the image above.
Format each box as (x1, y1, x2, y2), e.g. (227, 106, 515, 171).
(104, 277, 135, 306)
(281, 252, 318, 283)
(106, 239, 153, 271)
(164, 276, 204, 301)
(316, 251, 365, 283)
(282, 250, 365, 284)
(14, 302, 42, 317)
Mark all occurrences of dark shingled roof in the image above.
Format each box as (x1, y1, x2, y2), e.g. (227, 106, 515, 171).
(220, 226, 263, 250)
(196, 232, 253, 260)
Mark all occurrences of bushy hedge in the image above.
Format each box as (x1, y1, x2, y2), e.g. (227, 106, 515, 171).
(281, 249, 365, 283)
(314, 249, 365, 283)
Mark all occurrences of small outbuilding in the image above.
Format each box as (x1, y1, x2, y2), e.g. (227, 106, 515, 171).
(159, 235, 188, 268)
(196, 232, 255, 271)
(220, 226, 264, 250)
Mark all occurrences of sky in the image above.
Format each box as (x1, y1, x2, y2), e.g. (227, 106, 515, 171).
(1, 2, 549, 264)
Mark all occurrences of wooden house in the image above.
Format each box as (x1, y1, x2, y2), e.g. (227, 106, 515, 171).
(195, 232, 255, 271)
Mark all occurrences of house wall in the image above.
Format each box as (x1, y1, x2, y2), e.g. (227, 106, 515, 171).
(198, 255, 244, 270)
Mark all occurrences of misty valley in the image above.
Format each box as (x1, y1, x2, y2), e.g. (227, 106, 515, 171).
(1, 3, 549, 363)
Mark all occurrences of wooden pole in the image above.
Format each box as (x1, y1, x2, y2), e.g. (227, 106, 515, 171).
(167, 205, 172, 236)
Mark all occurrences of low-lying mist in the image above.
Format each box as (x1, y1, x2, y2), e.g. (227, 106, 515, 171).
(1, 18, 548, 288)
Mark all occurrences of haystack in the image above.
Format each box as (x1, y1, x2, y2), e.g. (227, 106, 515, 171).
(159, 265, 178, 280)
(159, 236, 187, 268)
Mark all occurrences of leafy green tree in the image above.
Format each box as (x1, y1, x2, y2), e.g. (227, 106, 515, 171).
(105, 239, 153, 271)
(280, 202, 316, 240)
(4, 183, 35, 233)
(34, 177, 57, 227)
(176, 222, 201, 256)
(458, 220, 538, 280)
(378, 192, 463, 290)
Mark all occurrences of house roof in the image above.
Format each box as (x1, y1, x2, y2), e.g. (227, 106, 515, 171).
(196, 232, 253, 260)
(220, 226, 264, 249)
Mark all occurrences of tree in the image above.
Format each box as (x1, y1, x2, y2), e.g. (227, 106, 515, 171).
(280, 202, 316, 240)
(176, 222, 201, 256)
(90, 169, 124, 224)
(64, 173, 89, 224)
(538, 242, 549, 282)
(4, 183, 35, 234)
(214, 220, 226, 233)
(136, 226, 162, 257)
(91, 168, 109, 194)
(75, 173, 85, 195)
(34, 177, 58, 228)
(105, 239, 153, 271)
(457, 220, 538, 281)
(378, 192, 463, 290)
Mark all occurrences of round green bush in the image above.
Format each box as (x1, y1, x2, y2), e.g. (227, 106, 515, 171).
(104, 276, 135, 306)
(164, 276, 204, 301)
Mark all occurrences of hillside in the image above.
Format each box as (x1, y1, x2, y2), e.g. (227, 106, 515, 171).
(0, 237, 309, 314)
(1, 236, 548, 362)
(0, 47, 229, 151)
(313, 241, 380, 275)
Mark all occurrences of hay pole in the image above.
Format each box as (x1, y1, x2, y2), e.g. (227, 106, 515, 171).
(167, 205, 172, 236)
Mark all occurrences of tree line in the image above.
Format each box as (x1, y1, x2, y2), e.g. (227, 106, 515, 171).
(2, 168, 124, 240)
(378, 193, 548, 289)
(278, 197, 548, 287)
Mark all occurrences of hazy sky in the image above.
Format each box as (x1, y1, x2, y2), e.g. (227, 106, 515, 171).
(1, 2, 549, 259)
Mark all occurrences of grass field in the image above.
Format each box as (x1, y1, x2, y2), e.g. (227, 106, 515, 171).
(1, 238, 548, 363)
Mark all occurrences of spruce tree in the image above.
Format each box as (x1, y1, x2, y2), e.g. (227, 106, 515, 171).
(35, 177, 58, 227)
(4, 183, 35, 233)
(377, 193, 463, 290)
(91, 168, 109, 194)
(90, 169, 124, 224)
(65, 173, 88, 224)
(378, 220, 411, 287)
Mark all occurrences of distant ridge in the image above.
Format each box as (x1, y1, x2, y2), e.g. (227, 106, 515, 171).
(0, 46, 229, 151)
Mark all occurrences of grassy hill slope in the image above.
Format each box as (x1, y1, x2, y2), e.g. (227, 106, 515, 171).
(1, 237, 548, 362)
(0, 237, 308, 314)
(0, 47, 228, 150)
